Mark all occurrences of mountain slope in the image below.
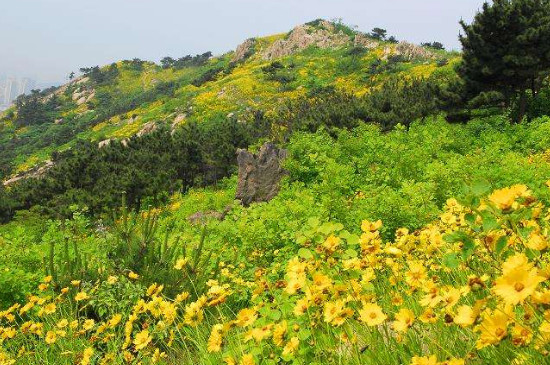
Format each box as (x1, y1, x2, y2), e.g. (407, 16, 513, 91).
(0, 20, 457, 183)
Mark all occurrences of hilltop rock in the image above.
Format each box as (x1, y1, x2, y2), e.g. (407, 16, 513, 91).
(3, 160, 54, 186)
(395, 42, 435, 61)
(262, 22, 350, 60)
(235, 142, 288, 206)
(98, 138, 114, 148)
(354, 34, 379, 49)
(232, 38, 256, 63)
(137, 121, 157, 137)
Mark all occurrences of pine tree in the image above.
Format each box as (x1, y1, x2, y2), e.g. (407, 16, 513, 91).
(459, 0, 550, 122)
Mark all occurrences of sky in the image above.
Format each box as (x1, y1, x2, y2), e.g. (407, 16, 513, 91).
(0, 0, 485, 86)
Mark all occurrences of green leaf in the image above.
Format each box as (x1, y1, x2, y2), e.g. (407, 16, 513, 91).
(471, 179, 491, 196)
(298, 328, 312, 340)
(495, 236, 508, 255)
(442, 253, 460, 269)
(298, 248, 314, 260)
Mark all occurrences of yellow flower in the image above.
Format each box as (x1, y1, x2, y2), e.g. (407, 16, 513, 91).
(361, 220, 382, 232)
(393, 308, 415, 333)
(476, 309, 508, 349)
(107, 276, 118, 284)
(74, 292, 89, 301)
(83, 319, 95, 331)
(410, 355, 438, 365)
(493, 254, 545, 305)
(207, 324, 223, 353)
(128, 271, 139, 279)
(45, 330, 57, 344)
(323, 300, 353, 326)
(43, 276, 53, 283)
(454, 305, 476, 327)
(235, 308, 257, 327)
(488, 185, 530, 210)
(322, 235, 341, 253)
(358, 302, 387, 326)
(56, 319, 69, 328)
(80, 347, 93, 365)
(71, 280, 81, 286)
(174, 257, 189, 270)
(133, 329, 152, 351)
(42, 303, 56, 315)
(511, 324, 532, 346)
(108, 314, 122, 328)
(239, 354, 255, 365)
(175, 291, 190, 303)
(273, 320, 287, 346)
(525, 232, 548, 251)
(282, 336, 299, 356)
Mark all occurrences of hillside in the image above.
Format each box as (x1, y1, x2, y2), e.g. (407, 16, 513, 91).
(2, 9, 550, 365)
(0, 19, 456, 183)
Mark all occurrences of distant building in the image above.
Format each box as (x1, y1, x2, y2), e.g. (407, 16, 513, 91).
(0, 76, 36, 110)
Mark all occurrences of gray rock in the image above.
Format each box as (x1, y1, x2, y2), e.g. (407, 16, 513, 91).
(232, 38, 256, 63)
(235, 142, 288, 206)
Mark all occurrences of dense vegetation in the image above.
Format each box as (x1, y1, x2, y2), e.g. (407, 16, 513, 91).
(2, 2, 550, 364)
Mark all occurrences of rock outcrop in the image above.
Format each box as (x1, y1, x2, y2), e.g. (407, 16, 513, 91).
(137, 121, 157, 137)
(232, 38, 256, 63)
(353, 34, 379, 49)
(395, 42, 435, 61)
(235, 142, 287, 206)
(262, 21, 350, 60)
(3, 160, 54, 186)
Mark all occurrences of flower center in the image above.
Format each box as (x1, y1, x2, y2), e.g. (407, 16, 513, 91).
(514, 282, 525, 292)
(369, 312, 378, 319)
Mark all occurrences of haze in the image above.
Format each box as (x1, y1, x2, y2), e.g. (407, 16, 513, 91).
(0, 0, 485, 86)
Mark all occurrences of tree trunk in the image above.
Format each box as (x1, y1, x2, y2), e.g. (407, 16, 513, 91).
(516, 89, 527, 124)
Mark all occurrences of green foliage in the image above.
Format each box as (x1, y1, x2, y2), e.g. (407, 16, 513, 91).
(459, 0, 550, 122)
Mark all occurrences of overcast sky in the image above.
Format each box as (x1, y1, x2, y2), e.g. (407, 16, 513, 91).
(1, 0, 485, 85)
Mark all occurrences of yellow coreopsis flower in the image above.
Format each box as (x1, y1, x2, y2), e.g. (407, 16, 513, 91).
(128, 271, 139, 280)
(207, 324, 224, 353)
(322, 235, 341, 253)
(358, 302, 387, 326)
(493, 254, 545, 305)
(410, 355, 438, 365)
(476, 309, 508, 349)
(240, 354, 255, 365)
(273, 320, 287, 346)
(235, 308, 257, 327)
(454, 305, 476, 327)
(488, 185, 530, 210)
(45, 330, 57, 344)
(282, 336, 300, 356)
(393, 308, 415, 333)
(56, 319, 69, 328)
(74, 292, 89, 301)
(133, 329, 152, 351)
(83, 319, 95, 331)
(80, 347, 94, 365)
(174, 257, 189, 270)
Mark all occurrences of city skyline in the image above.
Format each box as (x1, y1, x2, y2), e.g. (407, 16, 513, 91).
(0, 76, 37, 111)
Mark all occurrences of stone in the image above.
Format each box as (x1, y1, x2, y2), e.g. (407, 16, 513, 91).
(137, 121, 157, 137)
(98, 138, 113, 148)
(262, 22, 350, 60)
(232, 38, 256, 63)
(3, 160, 54, 186)
(77, 96, 87, 105)
(395, 42, 435, 61)
(235, 142, 288, 206)
(354, 34, 379, 49)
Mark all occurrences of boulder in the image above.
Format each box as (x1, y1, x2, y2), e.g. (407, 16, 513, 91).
(262, 22, 350, 60)
(354, 34, 379, 49)
(137, 121, 157, 137)
(395, 42, 435, 61)
(232, 38, 256, 63)
(235, 142, 288, 206)
(3, 160, 54, 186)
